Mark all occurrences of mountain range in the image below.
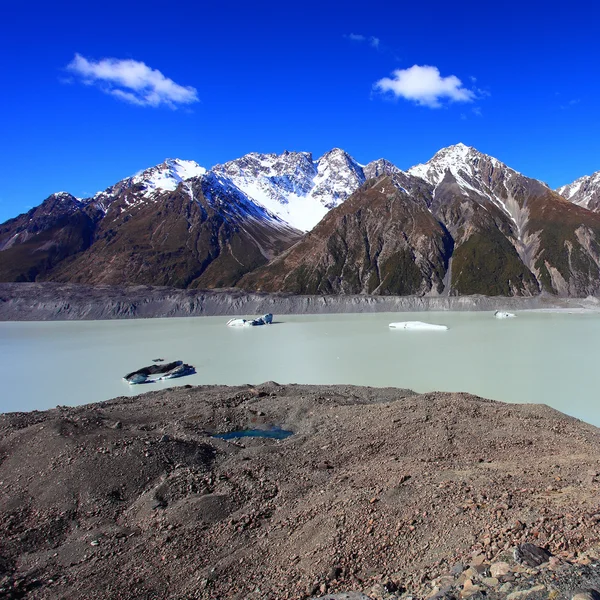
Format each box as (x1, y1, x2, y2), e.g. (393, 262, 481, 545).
(2, 144, 600, 296)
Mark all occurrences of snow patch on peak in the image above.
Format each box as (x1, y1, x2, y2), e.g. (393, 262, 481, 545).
(164, 158, 206, 181)
(50, 191, 82, 202)
(408, 143, 521, 187)
(131, 158, 206, 196)
(211, 148, 366, 231)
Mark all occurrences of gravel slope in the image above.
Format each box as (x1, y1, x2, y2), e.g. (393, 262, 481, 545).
(1, 282, 599, 321)
(2, 383, 600, 599)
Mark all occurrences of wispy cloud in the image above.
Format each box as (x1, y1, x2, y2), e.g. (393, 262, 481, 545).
(560, 98, 581, 110)
(345, 33, 380, 49)
(66, 54, 199, 109)
(374, 65, 476, 108)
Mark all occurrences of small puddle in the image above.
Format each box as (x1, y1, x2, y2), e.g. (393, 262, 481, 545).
(213, 427, 293, 440)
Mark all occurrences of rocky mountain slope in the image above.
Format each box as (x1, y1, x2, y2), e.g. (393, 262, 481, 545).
(408, 144, 600, 296)
(241, 144, 600, 296)
(239, 175, 453, 295)
(0, 192, 104, 282)
(0, 161, 301, 288)
(557, 170, 600, 212)
(2, 145, 600, 296)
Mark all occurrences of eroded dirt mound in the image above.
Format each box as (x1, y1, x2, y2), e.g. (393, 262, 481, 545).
(2, 383, 600, 599)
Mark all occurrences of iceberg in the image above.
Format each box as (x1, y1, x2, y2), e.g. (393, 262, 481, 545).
(388, 321, 448, 331)
(227, 313, 273, 327)
(123, 360, 195, 385)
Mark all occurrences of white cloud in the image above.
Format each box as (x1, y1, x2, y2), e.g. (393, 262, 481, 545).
(374, 65, 475, 108)
(66, 54, 199, 109)
(346, 33, 366, 42)
(345, 34, 380, 49)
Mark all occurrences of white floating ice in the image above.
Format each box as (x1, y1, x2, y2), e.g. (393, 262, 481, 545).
(388, 321, 448, 331)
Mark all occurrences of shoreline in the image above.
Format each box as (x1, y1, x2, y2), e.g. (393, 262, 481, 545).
(1, 282, 599, 321)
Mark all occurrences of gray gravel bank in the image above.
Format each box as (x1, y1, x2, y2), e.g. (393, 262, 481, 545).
(1, 283, 599, 321)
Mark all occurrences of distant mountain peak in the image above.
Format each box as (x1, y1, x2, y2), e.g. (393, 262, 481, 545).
(408, 143, 524, 187)
(49, 191, 83, 203)
(363, 158, 403, 179)
(130, 158, 206, 195)
(557, 170, 600, 210)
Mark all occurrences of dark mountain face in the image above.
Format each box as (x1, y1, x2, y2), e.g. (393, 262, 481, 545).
(0, 193, 103, 282)
(0, 176, 301, 289)
(238, 177, 453, 295)
(238, 145, 600, 297)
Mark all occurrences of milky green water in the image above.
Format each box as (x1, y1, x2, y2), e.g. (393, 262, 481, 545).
(1, 312, 598, 425)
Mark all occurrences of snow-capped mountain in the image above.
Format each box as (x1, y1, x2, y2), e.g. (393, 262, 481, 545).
(212, 148, 368, 231)
(91, 149, 407, 233)
(557, 171, 600, 212)
(4, 143, 600, 296)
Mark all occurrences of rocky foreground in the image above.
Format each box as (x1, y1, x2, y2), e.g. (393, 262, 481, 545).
(2, 384, 600, 599)
(1, 282, 600, 321)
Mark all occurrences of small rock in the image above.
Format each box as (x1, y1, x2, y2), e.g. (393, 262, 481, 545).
(482, 577, 499, 587)
(470, 554, 485, 567)
(450, 563, 466, 575)
(460, 579, 481, 599)
(490, 562, 511, 578)
(317, 461, 334, 470)
(514, 543, 552, 567)
(461, 567, 479, 581)
(90, 540, 99, 546)
(507, 585, 546, 600)
(113, 421, 122, 429)
(572, 591, 600, 600)
(548, 557, 562, 570)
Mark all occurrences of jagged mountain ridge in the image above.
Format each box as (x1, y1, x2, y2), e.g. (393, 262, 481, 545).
(212, 148, 400, 231)
(2, 144, 600, 296)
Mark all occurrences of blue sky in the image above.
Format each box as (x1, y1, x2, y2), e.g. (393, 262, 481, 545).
(1, 0, 599, 222)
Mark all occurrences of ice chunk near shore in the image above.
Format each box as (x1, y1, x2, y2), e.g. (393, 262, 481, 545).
(494, 311, 516, 319)
(123, 361, 195, 384)
(389, 321, 448, 331)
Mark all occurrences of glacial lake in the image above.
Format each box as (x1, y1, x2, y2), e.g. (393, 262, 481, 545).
(1, 311, 599, 426)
